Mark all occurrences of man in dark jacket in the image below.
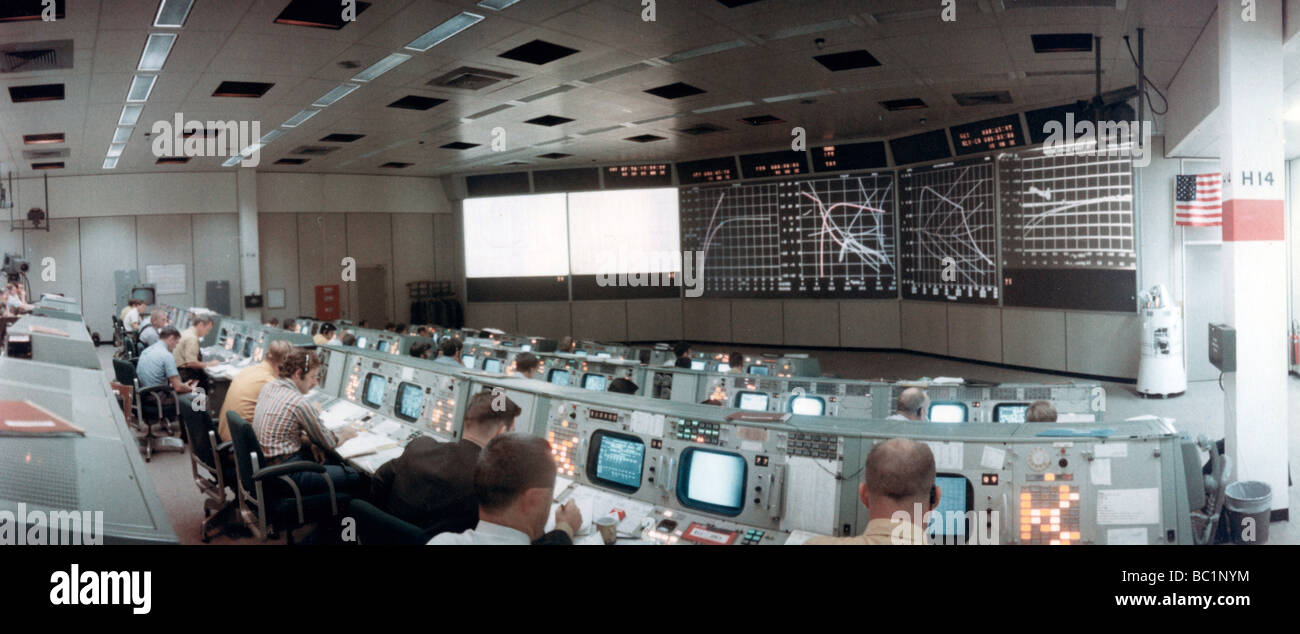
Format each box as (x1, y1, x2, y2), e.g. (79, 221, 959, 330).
(370, 388, 521, 536)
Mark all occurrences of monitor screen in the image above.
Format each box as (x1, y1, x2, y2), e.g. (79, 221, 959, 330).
(994, 403, 1030, 423)
(676, 448, 746, 516)
(224, 333, 234, 350)
(356, 336, 367, 348)
(394, 382, 423, 422)
(689, 360, 705, 371)
(575, 350, 588, 357)
(463, 193, 569, 278)
(232, 334, 243, 352)
(927, 475, 974, 543)
(302, 324, 312, 335)
(789, 395, 826, 416)
(461, 355, 475, 369)
(242, 337, 255, 358)
(929, 402, 967, 423)
(548, 369, 570, 386)
(582, 373, 607, 391)
(736, 391, 769, 411)
(586, 430, 645, 493)
(483, 358, 503, 373)
(746, 364, 769, 376)
(717, 363, 730, 373)
(521, 344, 531, 352)
(362, 373, 387, 409)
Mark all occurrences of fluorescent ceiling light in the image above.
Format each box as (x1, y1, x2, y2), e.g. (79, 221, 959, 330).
(312, 83, 360, 107)
(221, 155, 242, 167)
(281, 109, 320, 127)
(477, 0, 521, 10)
(259, 129, 285, 144)
(137, 33, 177, 72)
(239, 143, 265, 157)
(103, 157, 119, 169)
(762, 89, 836, 103)
(153, 0, 195, 28)
(692, 100, 754, 114)
(663, 39, 747, 64)
(119, 104, 144, 126)
(757, 18, 856, 41)
(107, 143, 126, 158)
(404, 12, 483, 52)
(351, 53, 411, 82)
(127, 75, 157, 102)
(113, 127, 133, 144)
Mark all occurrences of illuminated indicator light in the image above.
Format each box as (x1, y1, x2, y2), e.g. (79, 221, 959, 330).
(1044, 473, 1055, 481)
(1030, 509, 1039, 517)
(1040, 525, 1050, 532)
(1059, 486, 1069, 493)
(1021, 524, 1030, 531)
(1050, 539, 1060, 545)
(1021, 532, 1031, 540)
(1060, 501, 1070, 508)
(1051, 509, 1060, 516)
(1020, 493, 1031, 500)
(1030, 517, 1040, 525)
(1060, 540, 1070, 545)
(1070, 493, 1080, 501)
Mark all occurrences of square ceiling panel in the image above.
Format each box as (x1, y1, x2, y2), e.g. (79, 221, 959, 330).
(274, 0, 371, 29)
(812, 49, 882, 72)
(524, 115, 574, 127)
(498, 39, 580, 65)
(644, 82, 706, 100)
(388, 95, 447, 110)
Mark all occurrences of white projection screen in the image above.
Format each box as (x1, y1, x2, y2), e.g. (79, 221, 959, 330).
(567, 188, 680, 275)
(463, 193, 569, 278)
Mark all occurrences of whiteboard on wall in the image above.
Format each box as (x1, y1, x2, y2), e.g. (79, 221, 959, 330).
(146, 264, 186, 295)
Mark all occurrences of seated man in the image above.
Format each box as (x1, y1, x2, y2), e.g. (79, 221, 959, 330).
(429, 433, 583, 545)
(265, 317, 279, 328)
(886, 387, 929, 421)
(556, 336, 576, 354)
(416, 326, 430, 337)
(607, 378, 638, 395)
(1026, 400, 1057, 422)
(409, 341, 433, 359)
(252, 349, 362, 496)
(282, 318, 296, 333)
(514, 352, 541, 379)
(136, 327, 198, 395)
(4, 282, 33, 314)
(173, 315, 219, 393)
(372, 389, 520, 535)
(339, 333, 357, 347)
(217, 340, 291, 443)
(433, 337, 464, 367)
(137, 309, 169, 347)
(672, 342, 693, 368)
(727, 352, 745, 372)
(806, 438, 937, 545)
(312, 322, 337, 345)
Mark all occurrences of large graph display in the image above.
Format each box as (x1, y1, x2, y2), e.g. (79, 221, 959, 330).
(680, 174, 897, 298)
(998, 147, 1137, 311)
(898, 156, 999, 303)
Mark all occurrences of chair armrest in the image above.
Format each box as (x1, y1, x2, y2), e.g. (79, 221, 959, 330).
(252, 461, 326, 481)
(216, 441, 233, 452)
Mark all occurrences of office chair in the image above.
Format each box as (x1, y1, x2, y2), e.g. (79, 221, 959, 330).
(225, 412, 349, 544)
(180, 406, 237, 543)
(112, 358, 183, 462)
(345, 499, 430, 545)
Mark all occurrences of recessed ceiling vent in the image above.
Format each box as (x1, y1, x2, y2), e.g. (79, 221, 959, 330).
(429, 66, 517, 90)
(0, 39, 73, 73)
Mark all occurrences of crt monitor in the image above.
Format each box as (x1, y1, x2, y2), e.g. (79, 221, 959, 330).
(575, 350, 588, 357)
(581, 373, 607, 391)
(362, 373, 387, 408)
(130, 287, 156, 305)
(928, 402, 968, 423)
(746, 364, 770, 376)
(356, 336, 367, 349)
(521, 344, 532, 352)
(461, 355, 476, 369)
(547, 368, 571, 386)
(585, 430, 645, 494)
(717, 363, 730, 373)
(734, 391, 769, 411)
(994, 403, 1030, 423)
(232, 334, 243, 353)
(926, 474, 975, 544)
(241, 337, 255, 358)
(394, 382, 423, 422)
(676, 448, 746, 517)
(483, 358, 503, 373)
(789, 395, 826, 416)
(690, 360, 706, 371)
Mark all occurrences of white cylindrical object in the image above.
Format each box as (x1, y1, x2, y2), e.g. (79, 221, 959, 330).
(1137, 305, 1187, 396)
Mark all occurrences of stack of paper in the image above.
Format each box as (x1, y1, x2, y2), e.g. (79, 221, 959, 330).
(335, 432, 397, 459)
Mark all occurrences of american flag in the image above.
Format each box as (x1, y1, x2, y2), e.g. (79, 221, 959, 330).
(1175, 173, 1222, 227)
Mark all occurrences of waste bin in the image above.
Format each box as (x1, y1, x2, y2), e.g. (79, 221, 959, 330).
(1224, 481, 1271, 545)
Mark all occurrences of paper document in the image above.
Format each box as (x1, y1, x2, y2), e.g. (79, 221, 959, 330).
(923, 441, 964, 470)
(335, 432, 397, 459)
(783, 529, 827, 546)
(1090, 458, 1112, 486)
(1096, 488, 1159, 525)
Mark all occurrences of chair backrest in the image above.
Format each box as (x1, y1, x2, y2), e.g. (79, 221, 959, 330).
(348, 499, 429, 545)
(181, 406, 218, 471)
(112, 358, 137, 385)
(225, 411, 263, 495)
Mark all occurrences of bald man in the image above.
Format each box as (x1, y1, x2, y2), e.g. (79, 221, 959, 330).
(806, 438, 937, 545)
(1026, 400, 1057, 423)
(887, 387, 929, 421)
